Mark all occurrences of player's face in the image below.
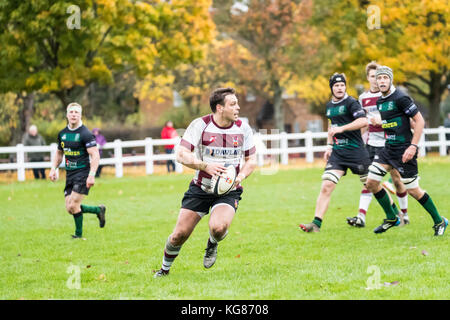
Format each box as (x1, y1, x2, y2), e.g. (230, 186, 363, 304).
(67, 109, 81, 126)
(332, 82, 346, 99)
(376, 74, 391, 93)
(222, 94, 240, 122)
(367, 69, 378, 91)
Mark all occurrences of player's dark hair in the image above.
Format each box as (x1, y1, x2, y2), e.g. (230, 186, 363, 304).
(209, 87, 236, 112)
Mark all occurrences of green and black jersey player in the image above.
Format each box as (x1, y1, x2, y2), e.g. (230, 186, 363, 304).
(49, 103, 106, 239)
(299, 73, 372, 232)
(366, 66, 447, 236)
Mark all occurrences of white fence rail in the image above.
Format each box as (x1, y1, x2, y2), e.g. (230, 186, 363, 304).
(1, 127, 449, 181)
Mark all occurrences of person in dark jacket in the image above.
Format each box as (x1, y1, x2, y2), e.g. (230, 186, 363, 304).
(22, 125, 46, 179)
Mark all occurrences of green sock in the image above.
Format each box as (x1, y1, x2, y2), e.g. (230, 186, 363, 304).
(392, 203, 400, 216)
(418, 193, 442, 225)
(374, 189, 397, 220)
(81, 204, 101, 215)
(313, 217, 322, 228)
(73, 212, 83, 237)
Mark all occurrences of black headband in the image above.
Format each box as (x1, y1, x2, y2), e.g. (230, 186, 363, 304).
(329, 74, 346, 89)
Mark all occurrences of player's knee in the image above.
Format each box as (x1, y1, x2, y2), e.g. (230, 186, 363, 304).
(405, 183, 423, 200)
(365, 179, 380, 193)
(210, 224, 228, 238)
(367, 163, 387, 182)
(401, 176, 420, 190)
(321, 171, 340, 185)
(170, 230, 189, 246)
(320, 181, 335, 195)
(66, 203, 79, 214)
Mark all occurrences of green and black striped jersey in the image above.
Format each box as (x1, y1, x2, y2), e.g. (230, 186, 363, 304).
(57, 125, 97, 171)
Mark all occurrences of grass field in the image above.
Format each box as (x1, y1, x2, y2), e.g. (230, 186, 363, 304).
(1, 157, 449, 300)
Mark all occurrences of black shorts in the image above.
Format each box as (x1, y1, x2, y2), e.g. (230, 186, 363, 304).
(326, 149, 370, 176)
(373, 144, 418, 178)
(64, 170, 90, 196)
(181, 183, 243, 216)
(366, 144, 383, 162)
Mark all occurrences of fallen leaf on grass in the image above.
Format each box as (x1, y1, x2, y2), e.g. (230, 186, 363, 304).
(86, 265, 91, 268)
(98, 274, 106, 281)
(384, 281, 399, 287)
(235, 254, 241, 258)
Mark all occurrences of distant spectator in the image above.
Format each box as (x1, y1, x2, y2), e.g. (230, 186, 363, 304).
(92, 128, 107, 177)
(22, 124, 46, 179)
(444, 113, 450, 154)
(161, 121, 178, 172)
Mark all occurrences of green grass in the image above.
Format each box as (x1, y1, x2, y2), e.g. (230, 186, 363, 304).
(1, 157, 449, 300)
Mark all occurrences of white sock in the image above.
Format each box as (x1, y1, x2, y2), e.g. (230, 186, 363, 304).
(358, 190, 373, 220)
(396, 191, 408, 215)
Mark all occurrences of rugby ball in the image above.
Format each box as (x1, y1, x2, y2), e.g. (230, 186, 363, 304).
(212, 164, 237, 196)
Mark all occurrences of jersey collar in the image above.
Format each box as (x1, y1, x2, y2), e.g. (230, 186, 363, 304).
(67, 121, 83, 131)
(381, 85, 396, 99)
(331, 93, 348, 104)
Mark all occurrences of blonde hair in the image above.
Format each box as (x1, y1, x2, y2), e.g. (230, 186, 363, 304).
(66, 102, 82, 114)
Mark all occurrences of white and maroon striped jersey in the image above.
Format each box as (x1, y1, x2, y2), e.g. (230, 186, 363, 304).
(359, 90, 385, 147)
(180, 114, 256, 191)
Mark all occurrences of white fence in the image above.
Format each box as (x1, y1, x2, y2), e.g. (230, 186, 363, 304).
(1, 127, 449, 181)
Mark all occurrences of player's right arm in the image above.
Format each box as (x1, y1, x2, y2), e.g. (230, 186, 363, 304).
(49, 149, 63, 181)
(176, 145, 226, 176)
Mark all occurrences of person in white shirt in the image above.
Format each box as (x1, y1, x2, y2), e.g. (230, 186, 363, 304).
(154, 87, 256, 277)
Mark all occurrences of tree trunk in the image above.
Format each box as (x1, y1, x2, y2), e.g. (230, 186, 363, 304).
(12, 92, 35, 144)
(272, 81, 284, 132)
(427, 71, 444, 128)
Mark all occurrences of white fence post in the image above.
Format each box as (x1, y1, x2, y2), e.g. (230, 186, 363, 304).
(145, 137, 154, 175)
(438, 126, 446, 156)
(280, 132, 288, 165)
(418, 133, 426, 157)
(114, 139, 123, 178)
(17, 143, 25, 181)
(305, 131, 314, 163)
(50, 143, 58, 164)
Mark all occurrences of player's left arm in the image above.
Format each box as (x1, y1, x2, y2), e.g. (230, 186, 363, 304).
(86, 146, 100, 187)
(236, 123, 257, 185)
(235, 153, 257, 186)
(402, 111, 424, 163)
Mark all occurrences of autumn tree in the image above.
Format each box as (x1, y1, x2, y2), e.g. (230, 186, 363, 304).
(0, 0, 214, 142)
(137, 36, 263, 127)
(212, 0, 321, 131)
(311, 0, 449, 127)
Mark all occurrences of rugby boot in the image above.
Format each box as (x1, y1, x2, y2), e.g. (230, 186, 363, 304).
(373, 217, 400, 234)
(97, 205, 106, 228)
(203, 240, 218, 269)
(346, 216, 365, 228)
(433, 217, 448, 236)
(299, 222, 320, 233)
(153, 269, 169, 278)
